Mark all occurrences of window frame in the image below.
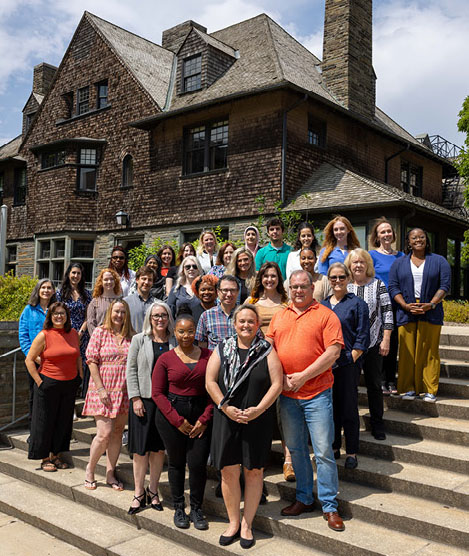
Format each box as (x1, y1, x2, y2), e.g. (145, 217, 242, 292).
(308, 115, 327, 148)
(182, 54, 202, 93)
(41, 150, 66, 170)
(77, 148, 99, 192)
(401, 161, 423, 197)
(77, 86, 90, 115)
(96, 80, 108, 109)
(13, 167, 27, 205)
(183, 119, 229, 176)
(122, 154, 134, 188)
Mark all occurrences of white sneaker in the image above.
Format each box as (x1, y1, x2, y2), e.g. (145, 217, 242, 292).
(401, 391, 416, 400)
(423, 393, 437, 403)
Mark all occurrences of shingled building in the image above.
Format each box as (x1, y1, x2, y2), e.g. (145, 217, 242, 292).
(1, 1, 467, 295)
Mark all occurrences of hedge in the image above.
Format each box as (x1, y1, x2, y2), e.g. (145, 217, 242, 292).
(0, 273, 38, 321)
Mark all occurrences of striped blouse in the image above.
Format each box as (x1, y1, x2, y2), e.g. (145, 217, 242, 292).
(348, 278, 393, 348)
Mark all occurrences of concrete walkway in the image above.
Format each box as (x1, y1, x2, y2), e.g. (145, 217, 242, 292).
(0, 510, 88, 556)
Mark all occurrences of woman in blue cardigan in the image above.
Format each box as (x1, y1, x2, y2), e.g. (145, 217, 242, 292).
(388, 228, 451, 402)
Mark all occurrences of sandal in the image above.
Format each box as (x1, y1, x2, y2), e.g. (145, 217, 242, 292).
(146, 487, 163, 511)
(51, 456, 69, 469)
(84, 479, 97, 490)
(107, 480, 124, 491)
(41, 459, 57, 472)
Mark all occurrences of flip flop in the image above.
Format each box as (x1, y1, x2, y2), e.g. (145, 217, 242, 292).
(107, 480, 124, 491)
(84, 479, 97, 490)
(41, 459, 57, 472)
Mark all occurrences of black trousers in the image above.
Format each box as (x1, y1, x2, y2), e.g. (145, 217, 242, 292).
(332, 363, 360, 454)
(28, 374, 79, 460)
(382, 327, 399, 386)
(27, 371, 35, 428)
(155, 394, 211, 510)
(362, 344, 385, 434)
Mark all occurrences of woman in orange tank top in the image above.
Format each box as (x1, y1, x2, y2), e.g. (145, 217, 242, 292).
(25, 302, 82, 472)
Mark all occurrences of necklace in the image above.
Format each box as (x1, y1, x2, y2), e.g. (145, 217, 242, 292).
(378, 246, 394, 255)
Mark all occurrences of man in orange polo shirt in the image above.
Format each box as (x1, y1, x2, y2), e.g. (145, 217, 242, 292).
(266, 269, 345, 531)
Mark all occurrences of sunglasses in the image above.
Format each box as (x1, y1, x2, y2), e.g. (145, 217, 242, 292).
(184, 264, 198, 270)
(329, 275, 347, 281)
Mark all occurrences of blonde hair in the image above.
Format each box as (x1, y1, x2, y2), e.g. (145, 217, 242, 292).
(344, 249, 375, 279)
(226, 247, 256, 292)
(175, 256, 203, 288)
(101, 299, 135, 340)
(320, 215, 360, 263)
(197, 230, 218, 255)
(92, 268, 122, 298)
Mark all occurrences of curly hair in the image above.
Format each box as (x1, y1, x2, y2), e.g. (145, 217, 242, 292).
(344, 249, 375, 279)
(250, 261, 288, 303)
(92, 268, 122, 298)
(405, 228, 432, 255)
(320, 215, 360, 263)
(191, 274, 219, 297)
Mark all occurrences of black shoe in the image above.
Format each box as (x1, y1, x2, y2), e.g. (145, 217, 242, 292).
(146, 487, 163, 511)
(372, 430, 386, 441)
(215, 480, 223, 498)
(219, 526, 240, 546)
(190, 508, 208, 530)
(174, 507, 190, 528)
(128, 491, 147, 515)
(333, 449, 341, 460)
(344, 456, 358, 469)
(240, 535, 255, 549)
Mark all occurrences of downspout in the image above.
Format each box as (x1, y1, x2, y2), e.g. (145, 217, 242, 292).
(281, 94, 308, 203)
(384, 143, 409, 184)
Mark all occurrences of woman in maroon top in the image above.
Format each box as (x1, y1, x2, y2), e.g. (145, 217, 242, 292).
(152, 307, 213, 531)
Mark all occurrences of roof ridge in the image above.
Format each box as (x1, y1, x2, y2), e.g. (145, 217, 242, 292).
(264, 16, 285, 81)
(0, 134, 22, 151)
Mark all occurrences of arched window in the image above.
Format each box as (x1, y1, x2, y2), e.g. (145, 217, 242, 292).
(122, 154, 133, 187)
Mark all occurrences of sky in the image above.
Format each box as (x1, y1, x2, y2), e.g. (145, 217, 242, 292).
(0, 0, 468, 150)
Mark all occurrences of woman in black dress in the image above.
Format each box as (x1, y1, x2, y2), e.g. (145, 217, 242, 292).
(206, 304, 283, 549)
(126, 301, 176, 514)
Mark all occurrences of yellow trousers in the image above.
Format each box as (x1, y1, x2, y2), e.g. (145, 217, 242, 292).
(397, 321, 441, 396)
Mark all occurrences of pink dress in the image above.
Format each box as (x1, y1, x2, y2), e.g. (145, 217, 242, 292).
(82, 326, 131, 418)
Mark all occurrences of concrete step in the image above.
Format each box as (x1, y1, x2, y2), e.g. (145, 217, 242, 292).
(359, 408, 469, 446)
(440, 358, 469, 379)
(0, 450, 466, 556)
(441, 326, 469, 348)
(264, 470, 469, 551)
(0, 472, 202, 556)
(439, 345, 469, 362)
(437, 376, 469, 398)
(358, 387, 469, 419)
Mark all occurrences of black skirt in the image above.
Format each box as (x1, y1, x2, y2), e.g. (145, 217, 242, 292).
(211, 351, 274, 470)
(128, 397, 165, 456)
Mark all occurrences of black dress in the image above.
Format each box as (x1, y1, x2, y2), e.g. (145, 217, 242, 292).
(211, 347, 274, 470)
(127, 341, 168, 455)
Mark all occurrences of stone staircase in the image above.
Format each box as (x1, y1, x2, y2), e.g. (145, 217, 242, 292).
(0, 325, 468, 555)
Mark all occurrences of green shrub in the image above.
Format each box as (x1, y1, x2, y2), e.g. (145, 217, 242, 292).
(128, 237, 179, 271)
(443, 300, 469, 323)
(0, 272, 38, 321)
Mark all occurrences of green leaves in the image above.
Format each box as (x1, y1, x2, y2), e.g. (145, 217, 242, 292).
(0, 273, 38, 321)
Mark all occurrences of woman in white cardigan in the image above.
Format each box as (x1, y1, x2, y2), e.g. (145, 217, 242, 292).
(126, 301, 176, 514)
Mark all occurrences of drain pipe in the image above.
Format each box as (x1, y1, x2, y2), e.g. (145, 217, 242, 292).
(281, 94, 308, 203)
(0, 205, 7, 275)
(384, 143, 409, 184)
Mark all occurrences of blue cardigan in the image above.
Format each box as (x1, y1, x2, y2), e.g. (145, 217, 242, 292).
(388, 253, 451, 326)
(321, 293, 370, 367)
(18, 304, 47, 356)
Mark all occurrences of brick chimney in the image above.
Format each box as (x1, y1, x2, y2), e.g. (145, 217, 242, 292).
(162, 20, 207, 53)
(33, 62, 57, 95)
(321, 0, 376, 120)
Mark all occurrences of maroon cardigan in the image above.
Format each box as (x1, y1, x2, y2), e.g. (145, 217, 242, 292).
(151, 348, 213, 428)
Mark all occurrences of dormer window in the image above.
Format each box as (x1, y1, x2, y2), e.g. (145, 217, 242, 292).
(183, 55, 202, 92)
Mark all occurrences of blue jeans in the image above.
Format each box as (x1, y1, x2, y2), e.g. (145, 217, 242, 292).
(280, 389, 338, 512)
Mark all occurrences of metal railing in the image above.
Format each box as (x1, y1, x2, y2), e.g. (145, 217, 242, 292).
(0, 346, 29, 432)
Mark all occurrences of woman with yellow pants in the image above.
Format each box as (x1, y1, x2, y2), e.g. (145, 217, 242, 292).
(388, 228, 451, 402)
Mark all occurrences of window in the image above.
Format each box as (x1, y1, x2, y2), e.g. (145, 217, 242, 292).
(14, 167, 27, 205)
(41, 151, 66, 169)
(0, 172, 4, 202)
(77, 86, 90, 115)
(184, 120, 228, 175)
(72, 239, 94, 259)
(25, 112, 36, 132)
(308, 116, 326, 147)
(77, 148, 98, 191)
(401, 162, 422, 197)
(6, 245, 17, 276)
(63, 91, 74, 119)
(183, 55, 202, 92)
(122, 154, 133, 187)
(96, 80, 108, 109)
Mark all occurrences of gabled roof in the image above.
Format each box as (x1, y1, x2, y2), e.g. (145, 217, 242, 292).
(284, 162, 469, 226)
(85, 12, 174, 110)
(0, 135, 23, 162)
(191, 27, 237, 59)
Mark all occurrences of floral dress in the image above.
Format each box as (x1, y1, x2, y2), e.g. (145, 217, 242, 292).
(56, 289, 92, 365)
(82, 327, 131, 418)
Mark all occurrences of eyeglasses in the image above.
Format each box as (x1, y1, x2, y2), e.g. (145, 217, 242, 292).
(52, 312, 66, 318)
(112, 255, 125, 260)
(152, 314, 168, 320)
(219, 288, 238, 295)
(184, 265, 198, 270)
(329, 275, 347, 281)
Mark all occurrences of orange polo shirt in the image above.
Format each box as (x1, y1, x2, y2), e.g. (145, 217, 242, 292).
(266, 302, 344, 400)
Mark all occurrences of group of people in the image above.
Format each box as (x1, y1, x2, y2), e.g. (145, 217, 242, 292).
(18, 215, 451, 547)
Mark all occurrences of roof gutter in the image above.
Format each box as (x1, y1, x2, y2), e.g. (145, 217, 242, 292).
(384, 144, 409, 184)
(281, 93, 308, 203)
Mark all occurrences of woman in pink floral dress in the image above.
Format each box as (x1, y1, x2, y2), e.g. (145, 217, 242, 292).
(83, 300, 134, 490)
